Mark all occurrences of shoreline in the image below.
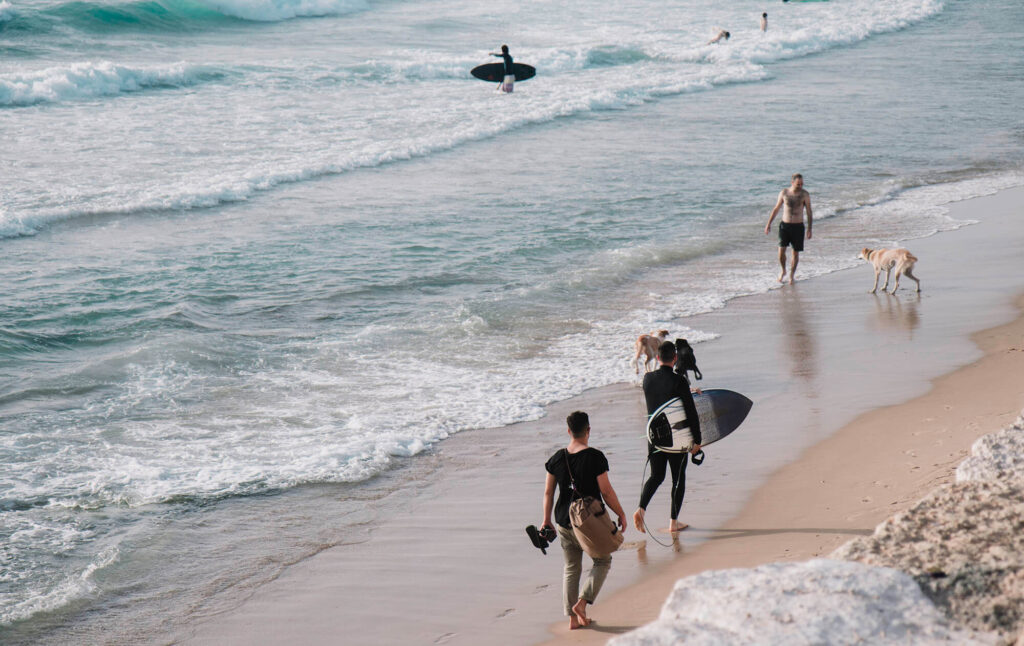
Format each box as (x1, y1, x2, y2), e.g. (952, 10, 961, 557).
(174, 187, 1024, 646)
(543, 292, 1024, 644)
(542, 191, 1024, 644)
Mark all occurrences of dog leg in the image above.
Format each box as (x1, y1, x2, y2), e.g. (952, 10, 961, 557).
(881, 267, 892, 292)
(871, 269, 881, 294)
(904, 267, 921, 293)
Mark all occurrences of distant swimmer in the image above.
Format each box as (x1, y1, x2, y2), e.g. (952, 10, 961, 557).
(489, 44, 515, 93)
(765, 173, 813, 284)
(708, 29, 730, 44)
(761, 12, 768, 31)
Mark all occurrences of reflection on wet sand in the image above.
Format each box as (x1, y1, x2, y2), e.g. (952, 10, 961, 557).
(868, 293, 921, 339)
(633, 531, 682, 566)
(780, 286, 818, 387)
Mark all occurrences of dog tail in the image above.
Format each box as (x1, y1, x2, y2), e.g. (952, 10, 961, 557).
(906, 253, 918, 263)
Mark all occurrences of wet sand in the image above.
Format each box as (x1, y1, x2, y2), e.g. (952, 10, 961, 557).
(178, 187, 1024, 645)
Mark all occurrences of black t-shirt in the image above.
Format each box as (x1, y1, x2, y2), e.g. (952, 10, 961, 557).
(545, 447, 609, 529)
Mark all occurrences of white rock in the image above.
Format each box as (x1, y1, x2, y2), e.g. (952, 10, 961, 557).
(956, 427, 1024, 484)
(609, 559, 991, 646)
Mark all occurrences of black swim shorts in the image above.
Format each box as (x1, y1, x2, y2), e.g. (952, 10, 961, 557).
(778, 222, 805, 251)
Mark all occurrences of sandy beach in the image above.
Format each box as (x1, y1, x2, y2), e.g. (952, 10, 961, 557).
(171, 182, 1024, 646)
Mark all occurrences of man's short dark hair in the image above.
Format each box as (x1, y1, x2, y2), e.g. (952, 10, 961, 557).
(792, 173, 803, 181)
(658, 340, 677, 363)
(567, 411, 590, 438)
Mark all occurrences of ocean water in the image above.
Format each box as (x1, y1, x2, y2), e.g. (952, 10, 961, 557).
(2, 0, 1024, 640)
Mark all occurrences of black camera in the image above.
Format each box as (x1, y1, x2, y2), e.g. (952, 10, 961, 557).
(526, 524, 557, 554)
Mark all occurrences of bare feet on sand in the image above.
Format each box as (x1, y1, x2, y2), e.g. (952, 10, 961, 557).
(632, 508, 646, 533)
(778, 269, 787, 283)
(669, 520, 688, 532)
(571, 598, 591, 628)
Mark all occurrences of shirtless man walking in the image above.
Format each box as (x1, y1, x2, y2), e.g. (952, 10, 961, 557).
(765, 173, 813, 284)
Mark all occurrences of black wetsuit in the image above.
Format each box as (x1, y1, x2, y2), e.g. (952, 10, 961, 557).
(639, 365, 702, 520)
(492, 51, 514, 77)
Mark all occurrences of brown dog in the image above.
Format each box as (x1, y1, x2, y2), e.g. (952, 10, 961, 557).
(858, 247, 921, 294)
(632, 330, 669, 374)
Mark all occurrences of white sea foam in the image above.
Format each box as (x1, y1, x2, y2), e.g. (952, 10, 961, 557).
(200, 0, 367, 21)
(0, 61, 216, 107)
(0, 510, 119, 625)
(0, 0, 15, 22)
(609, 559, 990, 645)
(0, 0, 954, 230)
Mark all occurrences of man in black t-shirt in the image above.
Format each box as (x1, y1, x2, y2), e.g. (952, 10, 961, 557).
(541, 411, 627, 630)
(634, 341, 703, 534)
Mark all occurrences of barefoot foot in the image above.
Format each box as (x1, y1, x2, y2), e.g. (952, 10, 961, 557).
(633, 508, 646, 533)
(571, 598, 590, 627)
(669, 520, 688, 532)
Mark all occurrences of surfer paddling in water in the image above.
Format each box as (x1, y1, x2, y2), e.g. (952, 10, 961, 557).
(765, 173, 813, 284)
(489, 44, 515, 93)
(542, 411, 627, 629)
(708, 29, 730, 44)
(634, 342, 703, 534)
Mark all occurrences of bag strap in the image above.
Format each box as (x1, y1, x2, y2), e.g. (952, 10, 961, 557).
(563, 449, 582, 500)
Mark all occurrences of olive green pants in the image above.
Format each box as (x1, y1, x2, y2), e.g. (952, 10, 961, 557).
(557, 525, 612, 616)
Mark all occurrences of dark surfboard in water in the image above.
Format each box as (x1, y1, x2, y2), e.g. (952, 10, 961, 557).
(470, 62, 536, 82)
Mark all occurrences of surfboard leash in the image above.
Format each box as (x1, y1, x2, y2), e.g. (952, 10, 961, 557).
(637, 453, 679, 549)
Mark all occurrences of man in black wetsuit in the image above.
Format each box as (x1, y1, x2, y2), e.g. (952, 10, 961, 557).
(634, 341, 702, 533)
(541, 411, 627, 630)
(489, 44, 515, 93)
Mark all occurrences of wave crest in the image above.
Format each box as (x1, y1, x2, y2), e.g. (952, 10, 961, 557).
(0, 60, 221, 107)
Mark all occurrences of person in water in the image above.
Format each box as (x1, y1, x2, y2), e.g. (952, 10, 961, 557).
(708, 29, 730, 44)
(634, 341, 703, 534)
(761, 12, 768, 31)
(489, 44, 515, 93)
(541, 411, 627, 629)
(765, 173, 813, 284)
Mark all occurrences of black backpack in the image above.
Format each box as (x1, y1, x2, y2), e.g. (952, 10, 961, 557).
(674, 338, 702, 381)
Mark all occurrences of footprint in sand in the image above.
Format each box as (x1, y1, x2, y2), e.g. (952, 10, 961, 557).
(434, 633, 456, 644)
(496, 608, 515, 619)
(532, 584, 549, 594)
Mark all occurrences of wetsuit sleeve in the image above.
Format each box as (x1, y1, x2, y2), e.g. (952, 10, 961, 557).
(678, 375, 702, 445)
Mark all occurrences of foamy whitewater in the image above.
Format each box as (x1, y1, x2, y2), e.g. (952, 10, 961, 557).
(2, 0, 1024, 640)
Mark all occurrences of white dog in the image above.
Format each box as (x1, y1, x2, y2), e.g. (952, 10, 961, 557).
(631, 330, 669, 374)
(858, 247, 921, 294)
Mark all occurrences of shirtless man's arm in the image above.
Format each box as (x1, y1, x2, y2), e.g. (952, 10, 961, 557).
(765, 190, 785, 234)
(803, 191, 813, 239)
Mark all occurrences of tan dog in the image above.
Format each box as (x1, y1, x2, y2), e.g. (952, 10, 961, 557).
(858, 247, 921, 294)
(632, 330, 669, 374)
